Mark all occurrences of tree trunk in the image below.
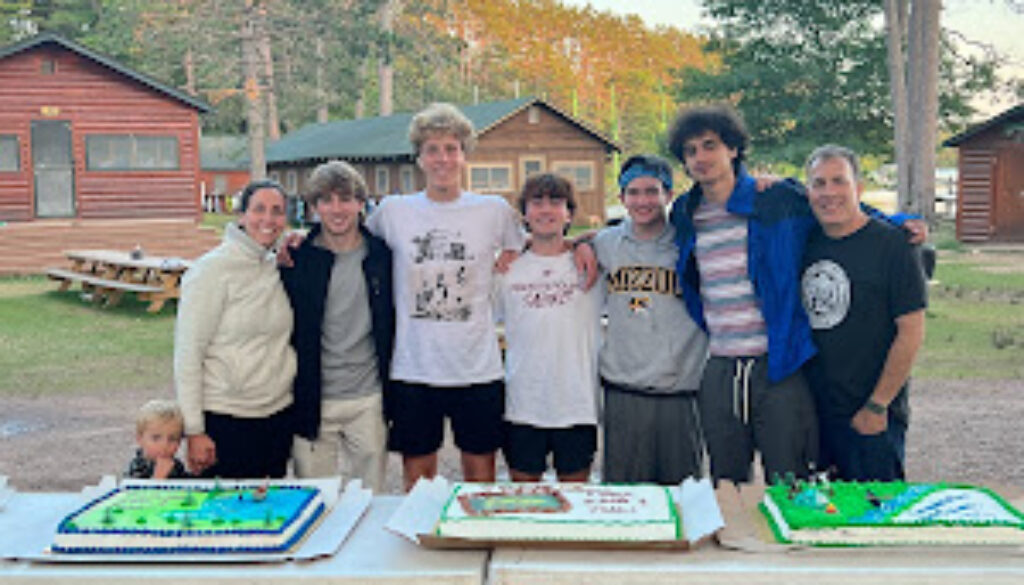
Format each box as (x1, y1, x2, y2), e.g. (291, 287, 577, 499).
(243, 1, 266, 179)
(885, 0, 940, 221)
(355, 58, 367, 119)
(257, 5, 280, 141)
(884, 0, 911, 210)
(316, 36, 328, 123)
(378, 0, 402, 116)
(183, 45, 196, 96)
(907, 0, 940, 221)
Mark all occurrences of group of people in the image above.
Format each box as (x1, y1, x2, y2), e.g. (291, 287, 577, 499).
(128, 102, 927, 492)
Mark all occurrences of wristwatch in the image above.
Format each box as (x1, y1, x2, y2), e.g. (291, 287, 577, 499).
(864, 399, 888, 415)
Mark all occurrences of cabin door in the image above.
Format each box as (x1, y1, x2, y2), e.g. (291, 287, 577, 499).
(32, 120, 75, 218)
(993, 144, 1024, 240)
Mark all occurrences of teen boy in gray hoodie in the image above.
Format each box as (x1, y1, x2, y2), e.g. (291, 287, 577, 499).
(593, 154, 708, 484)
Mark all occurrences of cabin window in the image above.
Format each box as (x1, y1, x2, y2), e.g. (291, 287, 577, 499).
(268, 170, 281, 183)
(85, 135, 179, 170)
(40, 59, 56, 75)
(468, 164, 512, 192)
(400, 164, 415, 194)
(552, 161, 595, 191)
(519, 156, 545, 186)
(285, 169, 298, 194)
(0, 135, 19, 171)
(375, 166, 390, 194)
(213, 174, 228, 194)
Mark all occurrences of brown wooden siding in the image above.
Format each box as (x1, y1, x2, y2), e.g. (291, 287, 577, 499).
(474, 106, 608, 223)
(0, 46, 201, 222)
(993, 143, 1024, 240)
(199, 169, 250, 199)
(956, 148, 994, 242)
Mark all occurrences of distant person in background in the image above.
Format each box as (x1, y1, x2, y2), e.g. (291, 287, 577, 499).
(125, 400, 190, 479)
(175, 179, 296, 479)
(801, 144, 927, 481)
(280, 161, 394, 492)
(495, 173, 602, 483)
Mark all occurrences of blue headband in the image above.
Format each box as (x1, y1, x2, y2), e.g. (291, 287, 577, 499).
(618, 164, 672, 193)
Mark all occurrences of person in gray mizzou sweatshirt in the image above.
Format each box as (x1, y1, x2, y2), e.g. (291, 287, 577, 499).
(592, 154, 708, 485)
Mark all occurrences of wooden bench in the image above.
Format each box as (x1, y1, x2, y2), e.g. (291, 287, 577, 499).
(46, 267, 165, 308)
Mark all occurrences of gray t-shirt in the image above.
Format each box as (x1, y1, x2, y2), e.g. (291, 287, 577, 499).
(592, 219, 708, 393)
(317, 237, 382, 400)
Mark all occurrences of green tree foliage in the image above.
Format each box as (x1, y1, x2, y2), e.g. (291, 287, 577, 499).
(678, 0, 999, 167)
(0, 0, 100, 44)
(0, 0, 711, 159)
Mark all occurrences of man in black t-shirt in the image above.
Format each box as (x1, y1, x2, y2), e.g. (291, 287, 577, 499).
(800, 145, 927, 481)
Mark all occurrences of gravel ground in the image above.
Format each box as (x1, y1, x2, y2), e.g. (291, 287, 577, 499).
(1, 377, 1022, 493)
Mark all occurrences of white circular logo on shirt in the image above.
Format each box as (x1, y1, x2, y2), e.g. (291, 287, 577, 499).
(802, 259, 850, 330)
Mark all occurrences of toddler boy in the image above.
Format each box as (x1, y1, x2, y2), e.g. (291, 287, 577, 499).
(126, 400, 190, 479)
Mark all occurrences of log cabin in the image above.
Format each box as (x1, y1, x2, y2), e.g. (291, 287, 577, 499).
(0, 33, 220, 274)
(266, 97, 620, 226)
(943, 103, 1024, 243)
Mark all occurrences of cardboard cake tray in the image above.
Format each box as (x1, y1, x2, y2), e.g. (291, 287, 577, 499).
(386, 477, 724, 551)
(3, 476, 372, 563)
(416, 529, 706, 551)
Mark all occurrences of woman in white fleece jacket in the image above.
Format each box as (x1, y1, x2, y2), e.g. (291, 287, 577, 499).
(174, 180, 297, 478)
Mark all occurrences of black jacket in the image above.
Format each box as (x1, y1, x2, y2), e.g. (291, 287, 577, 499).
(279, 224, 395, 440)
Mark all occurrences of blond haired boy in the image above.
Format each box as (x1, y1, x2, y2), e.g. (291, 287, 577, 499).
(126, 400, 190, 479)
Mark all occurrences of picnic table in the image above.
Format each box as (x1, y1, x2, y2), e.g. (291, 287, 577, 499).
(46, 249, 191, 313)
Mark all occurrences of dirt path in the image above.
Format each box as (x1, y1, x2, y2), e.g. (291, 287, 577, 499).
(1, 378, 1022, 493)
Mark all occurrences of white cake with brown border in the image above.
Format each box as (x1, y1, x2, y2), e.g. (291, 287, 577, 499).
(435, 483, 681, 542)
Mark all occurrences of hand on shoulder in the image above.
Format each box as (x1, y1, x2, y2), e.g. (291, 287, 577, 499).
(276, 230, 307, 267)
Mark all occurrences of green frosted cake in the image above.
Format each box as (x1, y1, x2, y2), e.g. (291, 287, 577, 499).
(52, 483, 325, 554)
(762, 479, 1024, 546)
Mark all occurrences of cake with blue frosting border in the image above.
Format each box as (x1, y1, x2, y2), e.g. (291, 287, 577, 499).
(52, 483, 325, 554)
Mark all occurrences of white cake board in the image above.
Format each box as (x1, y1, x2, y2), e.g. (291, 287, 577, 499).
(4, 476, 371, 563)
(385, 476, 723, 550)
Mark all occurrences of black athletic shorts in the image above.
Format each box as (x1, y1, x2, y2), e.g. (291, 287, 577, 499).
(503, 422, 597, 476)
(388, 379, 504, 456)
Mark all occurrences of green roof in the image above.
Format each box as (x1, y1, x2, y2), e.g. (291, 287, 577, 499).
(0, 33, 212, 113)
(267, 97, 618, 165)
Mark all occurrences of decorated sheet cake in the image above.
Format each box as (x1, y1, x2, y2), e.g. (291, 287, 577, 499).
(52, 483, 325, 554)
(761, 478, 1024, 546)
(435, 483, 681, 542)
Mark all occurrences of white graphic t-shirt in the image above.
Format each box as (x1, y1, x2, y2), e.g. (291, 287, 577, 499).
(494, 251, 602, 428)
(366, 191, 525, 385)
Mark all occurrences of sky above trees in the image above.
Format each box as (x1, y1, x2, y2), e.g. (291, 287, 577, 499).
(565, 0, 1023, 116)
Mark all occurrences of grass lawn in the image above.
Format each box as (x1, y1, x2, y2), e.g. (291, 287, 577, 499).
(1, 236, 1021, 396)
(201, 212, 234, 235)
(0, 277, 174, 396)
(916, 247, 1024, 379)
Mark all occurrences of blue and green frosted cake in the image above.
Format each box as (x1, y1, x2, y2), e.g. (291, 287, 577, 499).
(762, 480, 1024, 546)
(52, 483, 325, 554)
